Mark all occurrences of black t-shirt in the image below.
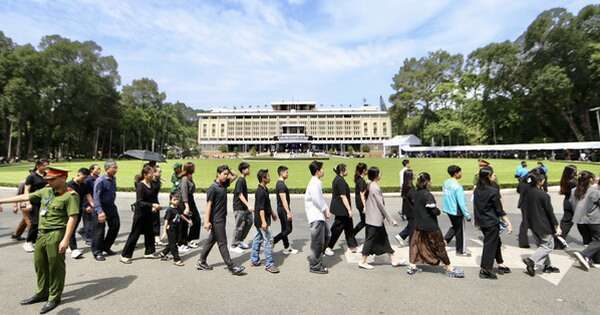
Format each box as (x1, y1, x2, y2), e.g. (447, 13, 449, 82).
(232, 177, 248, 211)
(473, 185, 506, 228)
(164, 206, 183, 225)
(26, 172, 47, 206)
(402, 188, 416, 219)
(151, 179, 161, 203)
(355, 176, 367, 211)
(207, 181, 228, 223)
(254, 185, 272, 228)
(275, 180, 289, 212)
(67, 180, 88, 209)
(413, 189, 441, 232)
(330, 175, 351, 216)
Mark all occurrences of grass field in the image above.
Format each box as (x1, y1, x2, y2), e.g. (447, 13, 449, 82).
(1, 158, 598, 193)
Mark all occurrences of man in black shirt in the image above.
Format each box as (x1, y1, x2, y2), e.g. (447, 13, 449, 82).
(250, 169, 279, 273)
(80, 164, 100, 244)
(67, 168, 91, 259)
(273, 166, 298, 254)
(197, 165, 245, 275)
(231, 162, 253, 252)
(23, 159, 49, 252)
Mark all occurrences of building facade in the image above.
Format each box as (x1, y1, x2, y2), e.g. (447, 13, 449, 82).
(197, 101, 392, 155)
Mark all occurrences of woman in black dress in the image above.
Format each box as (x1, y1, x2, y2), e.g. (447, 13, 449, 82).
(474, 166, 512, 279)
(352, 163, 368, 237)
(121, 165, 161, 263)
(326, 164, 358, 254)
(395, 169, 415, 247)
(557, 165, 580, 247)
(181, 162, 201, 249)
(408, 172, 464, 278)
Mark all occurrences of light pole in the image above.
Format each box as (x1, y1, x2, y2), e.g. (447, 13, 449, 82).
(590, 107, 600, 139)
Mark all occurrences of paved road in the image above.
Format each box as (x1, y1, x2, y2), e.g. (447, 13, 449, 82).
(0, 187, 598, 315)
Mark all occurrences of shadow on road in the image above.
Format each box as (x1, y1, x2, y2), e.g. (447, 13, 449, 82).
(61, 275, 137, 304)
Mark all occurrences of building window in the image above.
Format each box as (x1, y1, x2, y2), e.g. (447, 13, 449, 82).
(220, 123, 225, 135)
(363, 122, 368, 134)
(383, 122, 387, 134)
(373, 122, 378, 135)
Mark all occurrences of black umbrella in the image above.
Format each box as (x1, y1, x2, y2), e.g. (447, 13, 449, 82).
(123, 150, 166, 163)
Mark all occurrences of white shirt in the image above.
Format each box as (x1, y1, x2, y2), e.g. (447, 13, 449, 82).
(304, 176, 328, 224)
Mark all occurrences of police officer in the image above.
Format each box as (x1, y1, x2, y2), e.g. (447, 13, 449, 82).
(0, 166, 80, 314)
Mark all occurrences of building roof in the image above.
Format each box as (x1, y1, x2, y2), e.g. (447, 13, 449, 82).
(402, 141, 600, 152)
(383, 135, 422, 147)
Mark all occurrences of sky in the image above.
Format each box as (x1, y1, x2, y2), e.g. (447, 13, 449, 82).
(0, 0, 595, 109)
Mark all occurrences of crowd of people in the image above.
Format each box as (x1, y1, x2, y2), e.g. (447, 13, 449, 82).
(1, 158, 600, 313)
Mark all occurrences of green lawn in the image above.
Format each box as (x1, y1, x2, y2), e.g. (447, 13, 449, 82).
(0, 158, 597, 192)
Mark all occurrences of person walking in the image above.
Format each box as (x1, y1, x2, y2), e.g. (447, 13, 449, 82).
(395, 169, 416, 246)
(92, 160, 120, 261)
(305, 160, 331, 274)
(231, 162, 253, 253)
(250, 169, 279, 273)
(66, 168, 92, 259)
(473, 166, 512, 280)
(120, 166, 161, 264)
(571, 171, 600, 271)
(358, 167, 405, 270)
(556, 165, 578, 249)
(23, 159, 49, 253)
(180, 162, 201, 249)
(352, 163, 368, 237)
(326, 164, 358, 254)
(273, 165, 298, 254)
(442, 165, 472, 256)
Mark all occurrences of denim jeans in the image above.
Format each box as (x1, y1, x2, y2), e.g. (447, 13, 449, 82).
(250, 227, 274, 268)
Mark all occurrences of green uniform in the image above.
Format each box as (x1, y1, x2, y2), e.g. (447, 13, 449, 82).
(29, 187, 80, 303)
(170, 172, 181, 193)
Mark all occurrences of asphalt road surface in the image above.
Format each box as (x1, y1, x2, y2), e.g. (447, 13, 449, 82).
(0, 187, 598, 315)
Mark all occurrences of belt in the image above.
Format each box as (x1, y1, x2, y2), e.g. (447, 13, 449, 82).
(38, 228, 65, 234)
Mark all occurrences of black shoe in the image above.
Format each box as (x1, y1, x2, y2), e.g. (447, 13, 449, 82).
(479, 269, 498, 280)
(40, 300, 59, 314)
(543, 265, 560, 273)
(497, 266, 511, 275)
(519, 245, 531, 249)
(11, 234, 25, 241)
(104, 249, 117, 256)
(94, 255, 106, 262)
(196, 262, 213, 271)
(20, 294, 48, 305)
(229, 265, 245, 275)
(522, 258, 535, 277)
(309, 267, 329, 274)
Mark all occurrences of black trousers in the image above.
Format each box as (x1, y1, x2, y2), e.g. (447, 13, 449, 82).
(352, 211, 366, 236)
(161, 224, 181, 261)
(92, 211, 120, 256)
(480, 225, 503, 270)
(444, 213, 466, 253)
(328, 215, 358, 249)
(121, 212, 156, 258)
(399, 218, 416, 241)
(559, 208, 574, 238)
(232, 210, 253, 246)
(273, 208, 293, 248)
(68, 210, 83, 250)
(152, 212, 161, 237)
(26, 205, 39, 243)
(187, 204, 201, 242)
(518, 207, 530, 247)
(198, 221, 233, 268)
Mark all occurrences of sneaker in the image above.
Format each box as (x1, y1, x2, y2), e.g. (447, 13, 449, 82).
(230, 246, 245, 254)
(556, 235, 569, 249)
(283, 248, 299, 255)
(542, 265, 560, 273)
(144, 253, 159, 259)
(173, 260, 184, 267)
(479, 269, 498, 280)
(406, 266, 419, 275)
(119, 256, 132, 264)
(159, 252, 169, 261)
(497, 266, 511, 275)
(309, 266, 329, 274)
(456, 251, 472, 257)
(574, 252, 590, 271)
(239, 242, 251, 250)
(94, 255, 106, 262)
(251, 260, 262, 267)
(447, 267, 465, 278)
(23, 242, 35, 253)
(522, 258, 536, 277)
(178, 245, 191, 253)
(324, 248, 335, 256)
(196, 262, 213, 271)
(265, 266, 280, 273)
(394, 234, 406, 247)
(391, 257, 408, 267)
(229, 265, 245, 275)
(188, 241, 200, 249)
(358, 262, 374, 270)
(70, 249, 84, 259)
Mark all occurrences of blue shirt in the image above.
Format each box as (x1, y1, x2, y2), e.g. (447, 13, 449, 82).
(442, 178, 471, 219)
(93, 175, 117, 214)
(515, 165, 528, 179)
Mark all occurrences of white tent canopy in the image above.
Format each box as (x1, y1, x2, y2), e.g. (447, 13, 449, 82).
(402, 141, 600, 152)
(383, 135, 422, 157)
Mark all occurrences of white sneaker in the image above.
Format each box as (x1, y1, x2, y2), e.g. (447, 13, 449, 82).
(230, 246, 245, 254)
(394, 234, 406, 247)
(71, 249, 84, 259)
(391, 257, 408, 267)
(178, 245, 191, 253)
(283, 248, 299, 255)
(119, 256, 132, 264)
(188, 241, 200, 249)
(324, 248, 335, 256)
(358, 262, 374, 270)
(23, 242, 35, 253)
(144, 253, 159, 259)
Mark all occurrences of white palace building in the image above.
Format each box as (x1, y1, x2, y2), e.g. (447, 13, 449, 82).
(197, 101, 393, 156)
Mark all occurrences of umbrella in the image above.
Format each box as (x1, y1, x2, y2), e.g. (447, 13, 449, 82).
(123, 150, 166, 163)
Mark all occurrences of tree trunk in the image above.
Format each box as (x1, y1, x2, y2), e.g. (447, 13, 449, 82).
(563, 110, 585, 141)
(94, 127, 100, 159)
(15, 120, 22, 160)
(108, 129, 113, 158)
(6, 120, 13, 160)
(27, 122, 33, 159)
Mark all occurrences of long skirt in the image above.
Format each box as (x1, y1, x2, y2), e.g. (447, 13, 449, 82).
(362, 225, 394, 256)
(409, 229, 450, 266)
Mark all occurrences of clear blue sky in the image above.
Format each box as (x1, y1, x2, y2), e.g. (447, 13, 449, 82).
(0, 0, 594, 109)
